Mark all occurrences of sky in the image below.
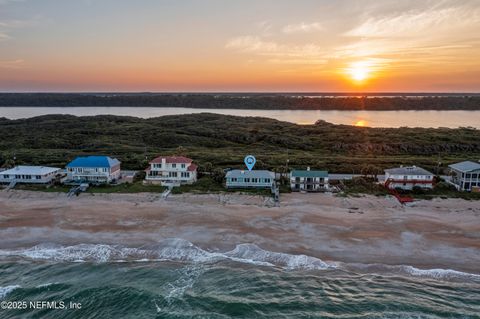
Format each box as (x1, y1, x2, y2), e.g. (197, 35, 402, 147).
(1, 0, 480, 92)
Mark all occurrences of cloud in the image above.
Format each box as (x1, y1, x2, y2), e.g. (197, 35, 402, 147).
(225, 36, 325, 58)
(225, 36, 279, 53)
(282, 22, 324, 34)
(345, 4, 480, 38)
(0, 17, 41, 41)
(0, 59, 25, 69)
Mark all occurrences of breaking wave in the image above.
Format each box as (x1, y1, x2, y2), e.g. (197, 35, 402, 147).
(0, 285, 20, 300)
(0, 239, 478, 281)
(0, 239, 332, 270)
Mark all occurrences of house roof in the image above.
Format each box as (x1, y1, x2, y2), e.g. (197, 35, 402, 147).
(187, 164, 198, 172)
(226, 170, 275, 179)
(66, 156, 121, 168)
(150, 156, 193, 164)
(448, 161, 480, 173)
(384, 166, 433, 176)
(291, 170, 328, 178)
(0, 166, 61, 176)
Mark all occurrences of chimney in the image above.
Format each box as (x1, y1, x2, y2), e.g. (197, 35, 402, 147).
(307, 167, 311, 171)
(162, 158, 166, 167)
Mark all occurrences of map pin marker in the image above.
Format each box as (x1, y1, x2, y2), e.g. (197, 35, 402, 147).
(244, 155, 256, 171)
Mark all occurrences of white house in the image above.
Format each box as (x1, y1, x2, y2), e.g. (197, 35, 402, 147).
(0, 166, 61, 184)
(290, 168, 329, 192)
(66, 156, 121, 184)
(225, 170, 275, 189)
(384, 166, 434, 190)
(144, 156, 197, 186)
(448, 161, 480, 192)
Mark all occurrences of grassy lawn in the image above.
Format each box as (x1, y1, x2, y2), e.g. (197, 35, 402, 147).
(12, 181, 166, 194)
(338, 178, 480, 200)
(85, 182, 166, 194)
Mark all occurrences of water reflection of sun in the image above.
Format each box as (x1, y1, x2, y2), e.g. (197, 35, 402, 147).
(355, 120, 367, 127)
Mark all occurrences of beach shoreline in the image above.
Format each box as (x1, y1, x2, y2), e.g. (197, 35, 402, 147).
(1, 190, 479, 273)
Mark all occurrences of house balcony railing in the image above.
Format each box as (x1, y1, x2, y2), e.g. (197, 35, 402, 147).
(68, 171, 110, 176)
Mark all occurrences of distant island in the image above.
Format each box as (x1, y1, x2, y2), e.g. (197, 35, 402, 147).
(1, 93, 480, 110)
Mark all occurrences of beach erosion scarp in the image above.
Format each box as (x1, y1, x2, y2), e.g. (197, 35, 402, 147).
(0, 190, 479, 274)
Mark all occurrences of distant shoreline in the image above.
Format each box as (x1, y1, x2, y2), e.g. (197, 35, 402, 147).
(1, 93, 480, 110)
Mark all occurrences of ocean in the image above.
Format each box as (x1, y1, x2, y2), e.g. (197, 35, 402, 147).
(0, 240, 479, 319)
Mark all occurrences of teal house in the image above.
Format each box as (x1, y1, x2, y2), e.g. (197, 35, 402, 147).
(290, 168, 329, 192)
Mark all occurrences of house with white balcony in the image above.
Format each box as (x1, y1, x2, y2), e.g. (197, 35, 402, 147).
(448, 161, 480, 192)
(0, 166, 62, 185)
(144, 156, 198, 186)
(290, 168, 329, 192)
(225, 170, 275, 189)
(384, 166, 434, 190)
(66, 156, 121, 184)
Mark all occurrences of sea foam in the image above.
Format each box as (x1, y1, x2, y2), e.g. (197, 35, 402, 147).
(0, 285, 20, 299)
(0, 240, 478, 280)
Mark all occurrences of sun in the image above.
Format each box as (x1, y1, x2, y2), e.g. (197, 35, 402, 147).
(346, 61, 372, 82)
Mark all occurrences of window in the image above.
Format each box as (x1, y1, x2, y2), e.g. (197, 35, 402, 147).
(466, 174, 471, 179)
(181, 172, 190, 178)
(36, 175, 41, 179)
(252, 178, 258, 183)
(231, 177, 237, 182)
(172, 164, 177, 168)
(245, 178, 250, 183)
(265, 178, 271, 183)
(181, 164, 186, 169)
(472, 174, 478, 179)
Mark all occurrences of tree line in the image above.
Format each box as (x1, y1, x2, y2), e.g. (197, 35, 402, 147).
(1, 93, 480, 110)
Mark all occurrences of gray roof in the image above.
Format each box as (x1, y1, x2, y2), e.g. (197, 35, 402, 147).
(0, 166, 61, 176)
(384, 166, 433, 176)
(448, 161, 480, 173)
(291, 170, 328, 178)
(226, 170, 274, 179)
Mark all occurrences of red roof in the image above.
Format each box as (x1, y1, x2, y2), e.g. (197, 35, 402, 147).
(149, 156, 193, 164)
(187, 164, 198, 172)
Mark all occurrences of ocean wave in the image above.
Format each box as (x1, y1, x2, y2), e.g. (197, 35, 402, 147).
(225, 243, 332, 270)
(0, 240, 478, 281)
(402, 265, 480, 280)
(0, 239, 332, 271)
(0, 285, 20, 299)
(345, 262, 480, 281)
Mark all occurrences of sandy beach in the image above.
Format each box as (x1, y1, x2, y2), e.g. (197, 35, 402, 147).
(1, 190, 479, 273)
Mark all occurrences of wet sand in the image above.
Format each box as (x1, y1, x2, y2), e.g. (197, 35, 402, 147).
(1, 190, 479, 273)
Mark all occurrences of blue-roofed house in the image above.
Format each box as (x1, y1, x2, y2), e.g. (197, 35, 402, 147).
(448, 161, 480, 192)
(290, 167, 329, 192)
(66, 156, 121, 184)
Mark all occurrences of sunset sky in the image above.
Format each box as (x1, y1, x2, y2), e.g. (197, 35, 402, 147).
(1, 0, 480, 92)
